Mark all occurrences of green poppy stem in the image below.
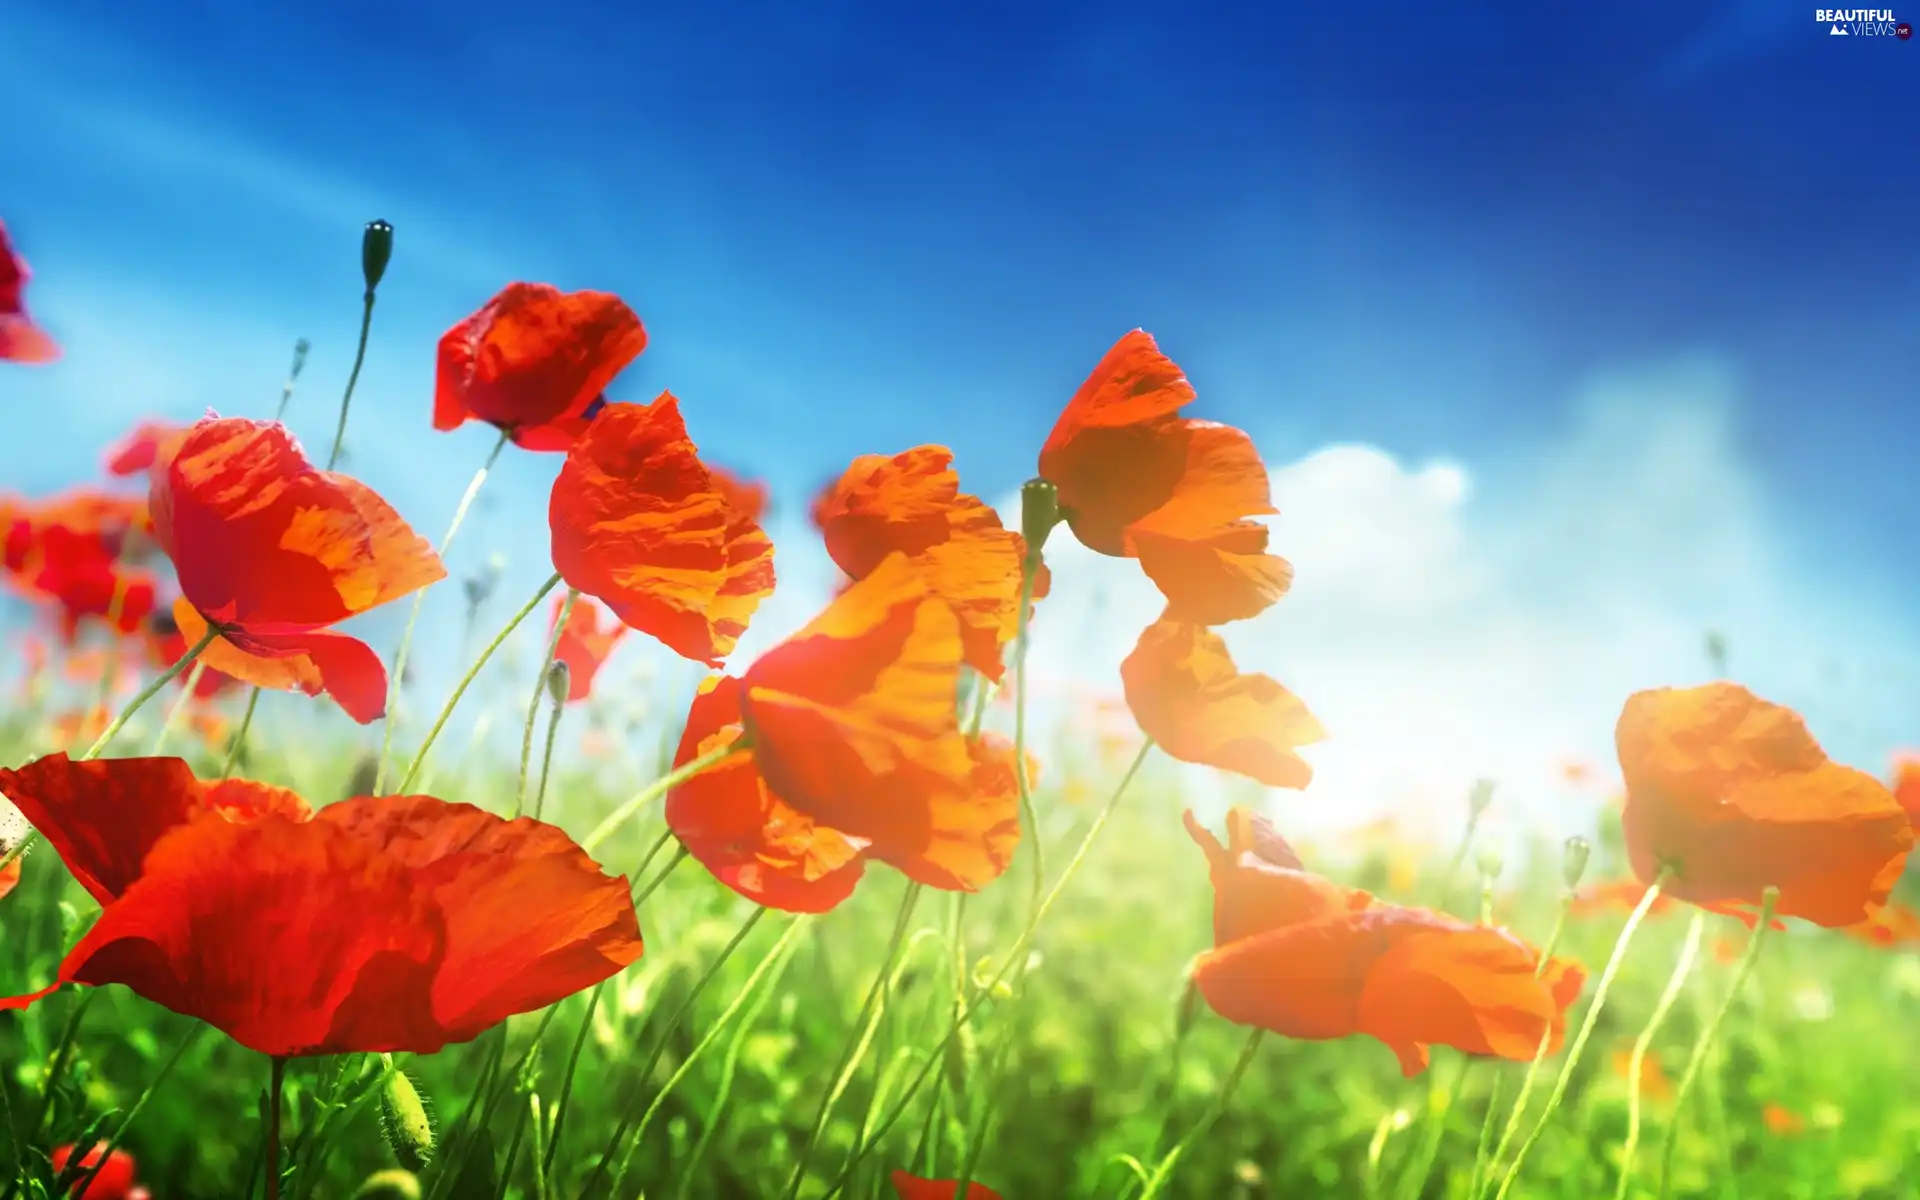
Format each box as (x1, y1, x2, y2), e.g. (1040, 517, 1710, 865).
(1137, 1028, 1267, 1200)
(1491, 870, 1673, 1200)
(538, 980, 606, 1180)
(220, 687, 262, 780)
(394, 572, 562, 796)
(780, 884, 925, 1200)
(1616, 907, 1707, 1200)
(817, 740, 1155, 1200)
(1655, 887, 1780, 1200)
(62, 1024, 203, 1197)
(79, 626, 218, 762)
(272, 338, 310, 422)
(517, 588, 576, 818)
(147, 660, 209, 754)
(326, 292, 374, 472)
(580, 739, 743, 855)
(264, 1056, 288, 1200)
(374, 429, 512, 795)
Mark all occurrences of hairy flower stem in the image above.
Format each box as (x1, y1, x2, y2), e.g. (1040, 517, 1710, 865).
(780, 885, 925, 1200)
(221, 687, 262, 780)
(326, 292, 374, 472)
(819, 742, 1155, 1200)
(1491, 871, 1672, 1200)
(580, 740, 742, 854)
(517, 589, 576, 818)
(1655, 888, 1780, 1200)
(1616, 908, 1707, 1199)
(1137, 1028, 1267, 1199)
(264, 1056, 288, 1200)
(395, 573, 561, 796)
(374, 430, 511, 794)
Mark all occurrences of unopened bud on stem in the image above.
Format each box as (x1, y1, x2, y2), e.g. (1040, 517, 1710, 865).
(362, 220, 395, 293)
(1020, 478, 1060, 567)
(545, 660, 572, 709)
(1562, 835, 1592, 891)
(1467, 779, 1495, 821)
(377, 1058, 434, 1173)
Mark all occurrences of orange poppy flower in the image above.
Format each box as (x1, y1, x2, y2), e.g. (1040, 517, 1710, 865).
(1891, 751, 1920, 829)
(1762, 1103, 1807, 1136)
(812, 446, 1040, 682)
(1610, 1044, 1673, 1100)
(1843, 901, 1920, 948)
(0, 220, 59, 364)
(150, 418, 446, 724)
(1616, 683, 1914, 928)
(1036, 330, 1291, 624)
(549, 394, 775, 666)
(103, 419, 189, 477)
(1185, 808, 1584, 1076)
(666, 554, 1021, 907)
(434, 282, 647, 451)
(889, 1171, 1003, 1200)
(0, 754, 643, 1057)
(710, 465, 771, 524)
(0, 858, 18, 903)
(1121, 615, 1324, 788)
(50, 1143, 139, 1199)
(1569, 880, 1679, 920)
(550, 595, 627, 703)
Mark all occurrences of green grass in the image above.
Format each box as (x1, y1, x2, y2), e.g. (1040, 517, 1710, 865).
(3, 689, 1920, 1200)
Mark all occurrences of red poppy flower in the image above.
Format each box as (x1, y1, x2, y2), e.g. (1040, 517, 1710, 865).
(0, 221, 59, 364)
(889, 1171, 1003, 1200)
(550, 595, 627, 703)
(0, 754, 643, 1057)
(151, 417, 446, 724)
(1036, 330, 1291, 624)
(1121, 615, 1324, 788)
(666, 554, 1021, 909)
(1616, 683, 1914, 928)
(710, 465, 770, 525)
(434, 283, 647, 451)
(813, 446, 1042, 683)
(49, 1143, 138, 1199)
(1762, 1103, 1807, 1136)
(1185, 808, 1584, 1076)
(104, 419, 189, 477)
(549, 394, 775, 666)
(3, 523, 158, 643)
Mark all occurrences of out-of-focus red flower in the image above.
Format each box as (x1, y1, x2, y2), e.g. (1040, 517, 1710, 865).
(1037, 330, 1290, 624)
(434, 283, 647, 451)
(1616, 683, 1913, 928)
(1610, 1044, 1673, 1101)
(0, 754, 643, 1057)
(889, 1171, 1003, 1200)
(710, 465, 770, 525)
(104, 420, 190, 478)
(1568, 879, 1781, 931)
(549, 395, 775, 666)
(0, 859, 19, 903)
(49, 1142, 138, 1199)
(1843, 901, 1920, 948)
(1762, 1103, 1807, 1136)
(550, 595, 626, 703)
(3, 492, 160, 642)
(49, 708, 112, 752)
(1891, 751, 1920, 830)
(666, 556, 1023, 910)
(0, 221, 59, 364)
(1121, 615, 1323, 788)
(813, 446, 1041, 683)
(1185, 808, 1584, 1076)
(151, 418, 446, 724)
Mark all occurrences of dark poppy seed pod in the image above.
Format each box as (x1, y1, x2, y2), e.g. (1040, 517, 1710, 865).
(377, 1063, 434, 1173)
(352, 1169, 422, 1200)
(545, 660, 572, 709)
(1019, 478, 1060, 565)
(362, 220, 395, 293)
(1562, 835, 1592, 891)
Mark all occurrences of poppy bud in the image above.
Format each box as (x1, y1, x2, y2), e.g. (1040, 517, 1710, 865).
(1467, 779, 1495, 821)
(290, 337, 311, 381)
(352, 1169, 423, 1199)
(377, 1061, 435, 1173)
(545, 660, 571, 710)
(1704, 631, 1728, 677)
(1475, 842, 1504, 883)
(1020, 478, 1060, 565)
(1562, 835, 1592, 890)
(362, 220, 395, 293)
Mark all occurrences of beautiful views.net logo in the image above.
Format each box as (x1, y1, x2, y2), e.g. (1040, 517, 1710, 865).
(1816, 7, 1912, 35)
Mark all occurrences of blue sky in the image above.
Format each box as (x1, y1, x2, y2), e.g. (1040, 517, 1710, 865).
(1, 0, 1914, 833)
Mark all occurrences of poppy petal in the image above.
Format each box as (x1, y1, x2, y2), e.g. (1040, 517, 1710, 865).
(551, 595, 627, 702)
(549, 394, 776, 665)
(880, 734, 1024, 891)
(888, 1171, 1004, 1200)
(173, 601, 392, 724)
(317, 795, 644, 1037)
(1122, 616, 1324, 788)
(0, 755, 208, 905)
